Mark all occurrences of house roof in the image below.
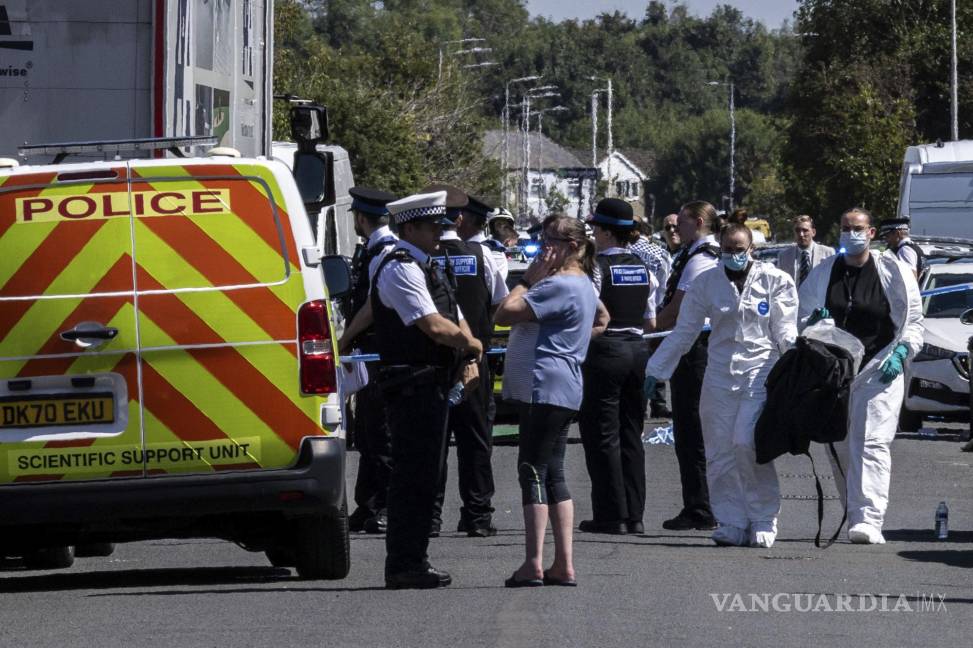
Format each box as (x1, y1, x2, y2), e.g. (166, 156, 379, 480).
(598, 149, 656, 180)
(483, 130, 591, 170)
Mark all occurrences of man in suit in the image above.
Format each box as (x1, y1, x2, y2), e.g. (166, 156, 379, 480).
(778, 215, 835, 287)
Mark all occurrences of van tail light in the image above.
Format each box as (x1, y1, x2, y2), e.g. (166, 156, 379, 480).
(298, 300, 337, 394)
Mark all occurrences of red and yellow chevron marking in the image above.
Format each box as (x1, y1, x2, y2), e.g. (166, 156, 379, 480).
(0, 164, 325, 485)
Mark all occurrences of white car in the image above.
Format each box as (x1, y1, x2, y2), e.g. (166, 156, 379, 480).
(900, 262, 973, 430)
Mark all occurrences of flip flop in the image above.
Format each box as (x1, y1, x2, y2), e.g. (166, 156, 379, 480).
(505, 573, 544, 588)
(542, 572, 577, 587)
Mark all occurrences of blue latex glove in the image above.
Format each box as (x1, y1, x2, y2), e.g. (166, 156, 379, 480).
(806, 307, 830, 326)
(879, 343, 909, 384)
(643, 375, 658, 401)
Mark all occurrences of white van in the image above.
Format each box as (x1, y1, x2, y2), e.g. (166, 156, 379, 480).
(897, 140, 973, 237)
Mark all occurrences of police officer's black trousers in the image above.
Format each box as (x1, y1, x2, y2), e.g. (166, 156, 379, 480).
(433, 357, 496, 528)
(352, 383, 392, 517)
(578, 333, 649, 524)
(384, 378, 450, 575)
(670, 333, 713, 521)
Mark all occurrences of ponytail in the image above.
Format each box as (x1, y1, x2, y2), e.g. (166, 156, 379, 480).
(581, 238, 596, 277)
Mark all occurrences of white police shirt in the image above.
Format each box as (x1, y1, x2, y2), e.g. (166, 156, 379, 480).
(366, 225, 399, 281)
(677, 234, 720, 293)
(445, 230, 509, 305)
(376, 239, 465, 326)
(467, 231, 510, 284)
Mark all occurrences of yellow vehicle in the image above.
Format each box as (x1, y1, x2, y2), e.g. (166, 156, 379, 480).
(0, 137, 352, 578)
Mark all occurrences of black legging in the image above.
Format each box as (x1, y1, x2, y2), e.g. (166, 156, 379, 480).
(517, 403, 574, 505)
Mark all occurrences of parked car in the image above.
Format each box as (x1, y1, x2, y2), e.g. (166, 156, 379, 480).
(900, 262, 973, 431)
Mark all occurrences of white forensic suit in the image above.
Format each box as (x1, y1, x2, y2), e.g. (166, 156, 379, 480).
(646, 261, 798, 546)
(798, 252, 923, 540)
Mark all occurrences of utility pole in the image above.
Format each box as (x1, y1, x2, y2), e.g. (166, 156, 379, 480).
(952, 0, 959, 141)
(517, 86, 559, 222)
(502, 76, 540, 209)
(706, 79, 736, 211)
(438, 37, 486, 84)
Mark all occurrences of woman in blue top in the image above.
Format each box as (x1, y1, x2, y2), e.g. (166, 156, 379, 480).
(496, 215, 606, 587)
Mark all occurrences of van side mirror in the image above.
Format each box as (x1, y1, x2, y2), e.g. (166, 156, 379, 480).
(322, 255, 352, 298)
(290, 104, 329, 148)
(960, 309, 973, 325)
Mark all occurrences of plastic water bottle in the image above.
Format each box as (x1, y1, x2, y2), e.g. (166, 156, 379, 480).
(446, 382, 464, 407)
(935, 501, 949, 540)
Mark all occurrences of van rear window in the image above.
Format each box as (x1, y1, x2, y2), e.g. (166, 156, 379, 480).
(129, 176, 291, 292)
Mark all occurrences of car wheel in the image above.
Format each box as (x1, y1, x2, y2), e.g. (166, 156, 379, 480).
(74, 542, 115, 558)
(899, 407, 923, 433)
(293, 500, 350, 580)
(265, 546, 296, 568)
(23, 545, 74, 570)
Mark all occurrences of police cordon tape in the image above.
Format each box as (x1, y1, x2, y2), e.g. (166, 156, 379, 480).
(338, 283, 971, 364)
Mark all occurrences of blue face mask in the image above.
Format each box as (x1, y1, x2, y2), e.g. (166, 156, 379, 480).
(840, 230, 870, 255)
(721, 251, 750, 272)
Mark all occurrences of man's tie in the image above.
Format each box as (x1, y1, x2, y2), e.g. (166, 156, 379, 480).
(799, 249, 811, 286)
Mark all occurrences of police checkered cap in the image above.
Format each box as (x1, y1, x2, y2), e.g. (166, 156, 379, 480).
(387, 191, 448, 225)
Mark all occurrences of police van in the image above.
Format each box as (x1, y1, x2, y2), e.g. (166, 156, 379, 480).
(0, 136, 353, 579)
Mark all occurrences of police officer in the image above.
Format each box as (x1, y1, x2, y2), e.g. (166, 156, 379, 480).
(578, 199, 658, 534)
(336, 187, 398, 534)
(372, 190, 483, 589)
(482, 206, 518, 281)
(879, 217, 925, 280)
(425, 186, 508, 537)
(654, 200, 721, 531)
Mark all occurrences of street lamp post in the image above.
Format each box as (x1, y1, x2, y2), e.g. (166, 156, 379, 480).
(589, 76, 614, 193)
(502, 75, 541, 208)
(706, 79, 736, 211)
(952, 0, 959, 141)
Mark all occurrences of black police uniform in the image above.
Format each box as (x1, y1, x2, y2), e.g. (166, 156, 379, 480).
(431, 236, 496, 535)
(372, 248, 461, 582)
(892, 239, 926, 278)
(344, 187, 397, 534)
(347, 230, 397, 531)
(662, 241, 719, 528)
(579, 250, 652, 532)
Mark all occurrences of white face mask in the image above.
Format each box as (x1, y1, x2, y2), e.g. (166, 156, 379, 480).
(840, 230, 869, 255)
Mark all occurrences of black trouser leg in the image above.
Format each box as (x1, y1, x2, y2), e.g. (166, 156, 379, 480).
(619, 339, 649, 523)
(651, 380, 667, 413)
(353, 383, 392, 516)
(579, 336, 629, 522)
(432, 359, 496, 529)
(385, 382, 450, 575)
(453, 358, 495, 527)
(669, 335, 712, 520)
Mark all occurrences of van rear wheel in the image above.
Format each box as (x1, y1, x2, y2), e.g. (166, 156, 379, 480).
(23, 545, 74, 570)
(293, 501, 350, 580)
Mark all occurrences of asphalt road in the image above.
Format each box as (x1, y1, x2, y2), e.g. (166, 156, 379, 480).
(1, 420, 971, 647)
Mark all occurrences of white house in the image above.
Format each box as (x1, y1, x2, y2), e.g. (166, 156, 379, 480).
(597, 150, 654, 220)
(482, 130, 599, 224)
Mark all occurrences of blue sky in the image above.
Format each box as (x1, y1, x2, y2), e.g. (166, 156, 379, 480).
(526, 0, 799, 27)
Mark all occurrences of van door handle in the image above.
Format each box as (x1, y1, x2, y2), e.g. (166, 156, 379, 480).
(60, 322, 119, 347)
